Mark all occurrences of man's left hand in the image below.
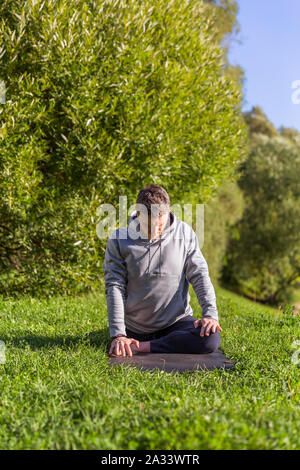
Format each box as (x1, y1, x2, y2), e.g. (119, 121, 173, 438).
(193, 317, 223, 337)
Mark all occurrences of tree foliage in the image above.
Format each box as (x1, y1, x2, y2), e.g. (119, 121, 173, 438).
(202, 179, 244, 283)
(0, 0, 247, 297)
(222, 109, 300, 305)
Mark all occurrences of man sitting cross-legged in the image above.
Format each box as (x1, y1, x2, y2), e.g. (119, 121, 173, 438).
(103, 183, 222, 357)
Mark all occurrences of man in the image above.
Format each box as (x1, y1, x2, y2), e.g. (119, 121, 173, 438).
(103, 184, 222, 357)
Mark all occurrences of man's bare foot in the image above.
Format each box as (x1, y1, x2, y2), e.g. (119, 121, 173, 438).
(130, 343, 139, 355)
(130, 341, 151, 355)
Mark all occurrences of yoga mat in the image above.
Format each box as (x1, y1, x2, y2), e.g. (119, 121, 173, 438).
(108, 349, 235, 373)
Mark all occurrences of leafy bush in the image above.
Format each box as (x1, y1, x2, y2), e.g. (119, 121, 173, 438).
(202, 179, 244, 283)
(0, 0, 247, 297)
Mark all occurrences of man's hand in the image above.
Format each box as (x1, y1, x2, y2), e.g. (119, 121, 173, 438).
(109, 336, 140, 357)
(193, 318, 223, 337)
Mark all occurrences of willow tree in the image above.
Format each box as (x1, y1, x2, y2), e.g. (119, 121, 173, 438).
(0, 0, 247, 296)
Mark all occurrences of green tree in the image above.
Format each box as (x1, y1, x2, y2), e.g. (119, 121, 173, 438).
(244, 106, 279, 138)
(222, 130, 300, 305)
(202, 179, 244, 283)
(0, 0, 247, 297)
(198, 0, 247, 282)
(279, 125, 300, 144)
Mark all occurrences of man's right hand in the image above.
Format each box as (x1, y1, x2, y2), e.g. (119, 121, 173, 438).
(109, 336, 140, 357)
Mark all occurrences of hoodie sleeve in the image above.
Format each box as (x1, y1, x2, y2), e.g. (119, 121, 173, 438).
(183, 228, 219, 321)
(102, 234, 128, 338)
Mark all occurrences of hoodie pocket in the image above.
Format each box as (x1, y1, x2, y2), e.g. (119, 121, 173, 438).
(125, 273, 181, 313)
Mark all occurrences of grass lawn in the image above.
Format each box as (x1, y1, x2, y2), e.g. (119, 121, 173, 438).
(0, 284, 299, 450)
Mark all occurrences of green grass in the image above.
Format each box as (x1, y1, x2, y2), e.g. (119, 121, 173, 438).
(0, 284, 299, 450)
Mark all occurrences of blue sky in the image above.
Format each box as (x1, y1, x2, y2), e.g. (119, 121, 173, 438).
(227, 0, 300, 132)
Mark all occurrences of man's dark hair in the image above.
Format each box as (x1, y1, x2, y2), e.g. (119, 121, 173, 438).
(136, 184, 170, 216)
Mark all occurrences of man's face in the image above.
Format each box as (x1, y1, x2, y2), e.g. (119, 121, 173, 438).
(137, 210, 170, 240)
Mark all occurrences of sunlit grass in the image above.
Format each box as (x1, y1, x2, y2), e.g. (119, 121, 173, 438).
(0, 285, 299, 449)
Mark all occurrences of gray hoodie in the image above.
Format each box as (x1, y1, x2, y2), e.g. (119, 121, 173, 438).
(102, 210, 219, 337)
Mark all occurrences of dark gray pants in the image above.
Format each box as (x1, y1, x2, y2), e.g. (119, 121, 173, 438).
(125, 315, 221, 354)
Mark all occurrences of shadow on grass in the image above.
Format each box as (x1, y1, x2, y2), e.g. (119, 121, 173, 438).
(1, 328, 110, 351)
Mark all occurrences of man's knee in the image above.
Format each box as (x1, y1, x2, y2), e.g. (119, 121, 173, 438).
(190, 329, 221, 354)
(201, 330, 221, 353)
(150, 329, 221, 354)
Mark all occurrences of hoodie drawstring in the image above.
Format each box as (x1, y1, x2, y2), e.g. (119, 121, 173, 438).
(159, 238, 161, 275)
(147, 238, 163, 275)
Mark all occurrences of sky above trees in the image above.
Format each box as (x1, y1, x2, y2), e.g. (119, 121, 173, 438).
(228, 0, 300, 132)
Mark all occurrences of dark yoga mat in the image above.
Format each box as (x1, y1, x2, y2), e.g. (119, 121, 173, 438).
(108, 349, 235, 373)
